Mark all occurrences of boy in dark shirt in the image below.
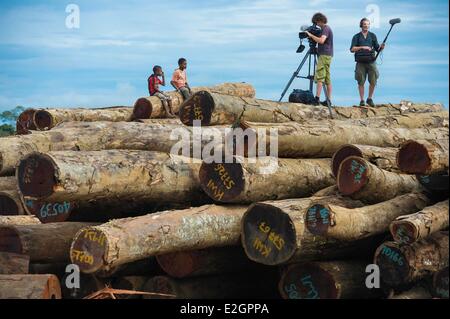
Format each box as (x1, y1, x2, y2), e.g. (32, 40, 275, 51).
(148, 65, 176, 117)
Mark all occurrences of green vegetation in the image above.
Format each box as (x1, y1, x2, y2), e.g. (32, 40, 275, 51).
(0, 124, 15, 137)
(0, 105, 25, 136)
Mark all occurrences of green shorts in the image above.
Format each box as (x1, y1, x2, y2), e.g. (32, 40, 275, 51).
(315, 55, 332, 85)
(355, 62, 379, 86)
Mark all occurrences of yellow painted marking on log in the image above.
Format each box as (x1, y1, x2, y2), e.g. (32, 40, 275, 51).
(253, 237, 272, 257)
(193, 104, 203, 120)
(82, 230, 106, 246)
(258, 222, 285, 251)
(214, 163, 235, 190)
(71, 249, 94, 265)
(206, 179, 225, 201)
(23, 158, 38, 184)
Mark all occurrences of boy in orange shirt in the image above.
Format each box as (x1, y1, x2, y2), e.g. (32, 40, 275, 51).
(171, 58, 192, 100)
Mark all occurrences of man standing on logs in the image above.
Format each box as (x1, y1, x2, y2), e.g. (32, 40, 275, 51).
(171, 58, 192, 101)
(148, 65, 176, 118)
(305, 13, 334, 106)
(350, 18, 385, 107)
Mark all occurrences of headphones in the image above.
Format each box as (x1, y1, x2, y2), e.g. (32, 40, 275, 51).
(360, 18, 370, 28)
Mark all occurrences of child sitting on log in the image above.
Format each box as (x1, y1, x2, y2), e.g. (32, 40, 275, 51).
(148, 65, 176, 118)
(171, 58, 192, 101)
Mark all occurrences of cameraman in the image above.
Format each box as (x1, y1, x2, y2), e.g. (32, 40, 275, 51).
(305, 12, 334, 106)
(350, 18, 385, 107)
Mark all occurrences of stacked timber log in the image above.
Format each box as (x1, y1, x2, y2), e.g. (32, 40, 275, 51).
(133, 82, 256, 120)
(16, 83, 255, 134)
(0, 84, 448, 299)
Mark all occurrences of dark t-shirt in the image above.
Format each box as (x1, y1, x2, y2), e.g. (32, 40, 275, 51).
(350, 31, 380, 52)
(318, 25, 333, 57)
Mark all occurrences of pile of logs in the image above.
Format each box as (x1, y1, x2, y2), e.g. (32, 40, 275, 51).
(1, 83, 448, 299)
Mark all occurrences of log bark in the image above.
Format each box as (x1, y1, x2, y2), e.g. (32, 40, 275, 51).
(279, 261, 381, 299)
(312, 185, 339, 197)
(336, 101, 444, 118)
(240, 196, 367, 265)
(397, 139, 449, 175)
(136, 118, 183, 125)
(20, 193, 191, 223)
(389, 285, 433, 299)
(347, 111, 448, 129)
(390, 200, 449, 244)
(306, 193, 430, 240)
(331, 144, 399, 177)
(238, 121, 448, 158)
(374, 231, 449, 287)
(156, 246, 264, 278)
(33, 106, 134, 131)
(142, 272, 279, 299)
(17, 151, 207, 206)
(70, 204, 247, 273)
(0, 176, 25, 215)
(432, 266, 449, 299)
(337, 156, 424, 204)
(0, 274, 61, 299)
(16, 108, 37, 135)
(0, 215, 41, 226)
(0, 222, 97, 263)
(0, 252, 30, 274)
(133, 82, 256, 119)
(0, 121, 229, 176)
(199, 158, 334, 203)
(179, 90, 444, 126)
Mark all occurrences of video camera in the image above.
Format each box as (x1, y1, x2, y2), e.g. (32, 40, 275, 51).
(297, 24, 322, 53)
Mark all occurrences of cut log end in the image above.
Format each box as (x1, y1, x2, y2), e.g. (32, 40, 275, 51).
(0, 227, 23, 254)
(16, 109, 37, 135)
(0, 193, 20, 215)
(179, 91, 215, 126)
(33, 110, 54, 131)
(279, 263, 339, 299)
(199, 161, 245, 203)
(133, 98, 153, 120)
(70, 228, 108, 274)
(331, 145, 363, 177)
(17, 153, 57, 198)
(22, 197, 74, 223)
(397, 141, 431, 174)
(305, 204, 331, 236)
(374, 242, 410, 287)
(390, 221, 418, 245)
(45, 275, 62, 299)
(241, 203, 297, 266)
(156, 252, 196, 278)
(337, 157, 369, 196)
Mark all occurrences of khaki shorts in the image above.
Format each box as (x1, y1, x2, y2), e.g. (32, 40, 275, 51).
(315, 55, 332, 85)
(355, 62, 379, 86)
(153, 92, 172, 101)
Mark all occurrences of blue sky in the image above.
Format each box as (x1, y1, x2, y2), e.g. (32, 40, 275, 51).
(0, 0, 448, 111)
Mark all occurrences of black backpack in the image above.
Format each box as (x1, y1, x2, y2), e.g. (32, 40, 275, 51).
(289, 89, 316, 104)
(355, 49, 375, 63)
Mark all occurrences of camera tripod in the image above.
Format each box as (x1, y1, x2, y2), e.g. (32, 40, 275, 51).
(279, 47, 334, 118)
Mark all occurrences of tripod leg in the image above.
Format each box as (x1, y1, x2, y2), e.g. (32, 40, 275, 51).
(279, 49, 312, 102)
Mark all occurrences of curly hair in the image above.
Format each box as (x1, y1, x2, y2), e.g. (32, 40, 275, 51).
(312, 12, 327, 24)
